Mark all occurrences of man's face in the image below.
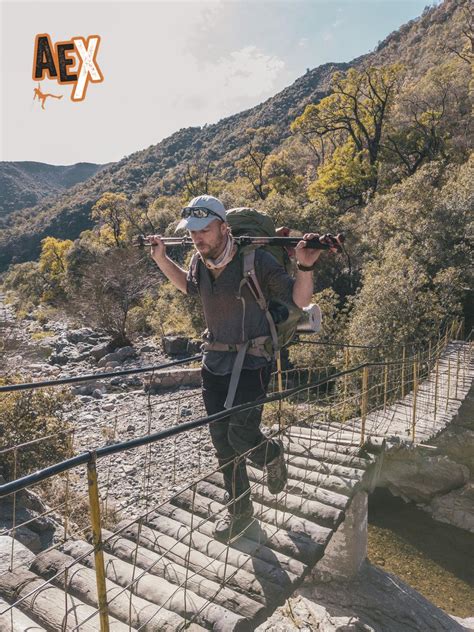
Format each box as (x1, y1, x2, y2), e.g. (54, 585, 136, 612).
(190, 219, 228, 258)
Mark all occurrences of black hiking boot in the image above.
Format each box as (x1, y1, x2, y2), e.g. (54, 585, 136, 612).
(213, 504, 254, 541)
(266, 440, 287, 494)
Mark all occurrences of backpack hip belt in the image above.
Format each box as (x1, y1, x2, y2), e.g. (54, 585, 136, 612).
(202, 335, 272, 360)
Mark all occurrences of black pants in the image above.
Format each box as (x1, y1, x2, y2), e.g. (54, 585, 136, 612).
(202, 364, 281, 515)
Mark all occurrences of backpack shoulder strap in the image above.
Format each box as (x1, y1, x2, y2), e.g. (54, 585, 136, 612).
(239, 248, 280, 353)
(189, 252, 202, 288)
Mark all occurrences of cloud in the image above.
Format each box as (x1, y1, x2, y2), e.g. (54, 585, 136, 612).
(176, 45, 286, 116)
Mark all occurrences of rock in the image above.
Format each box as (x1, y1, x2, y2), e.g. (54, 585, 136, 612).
(430, 482, 474, 532)
(110, 377, 122, 386)
(11, 527, 42, 553)
(433, 428, 474, 477)
(92, 389, 103, 399)
(0, 536, 36, 571)
(126, 424, 135, 432)
(66, 327, 97, 344)
(49, 350, 74, 365)
(257, 562, 466, 632)
(180, 408, 192, 417)
(146, 368, 201, 393)
(105, 361, 120, 369)
(377, 450, 469, 503)
(115, 345, 137, 361)
(123, 376, 143, 387)
(102, 402, 115, 412)
(187, 339, 203, 354)
(451, 615, 474, 631)
(98, 352, 120, 367)
(162, 335, 189, 355)
(140, 344, 155, 353)
(72, 381, 107, 396)
(89, 341, 113, 361)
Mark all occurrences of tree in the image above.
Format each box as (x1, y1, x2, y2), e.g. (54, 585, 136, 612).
(347, 245, 448, 354)
(235, 127, 278, 200)
(69, 248, 157, 346)
(381, 62, 467, 178)
(292, 65, 402, 191)
(308, 141, 376, 208)
(182, 158, 215, 197)
(263, 150, 304, 197)
(446, 2, 473, 66)
(0, 382, 72, 480)
(91, 192, 129, 247)
(38, 236, 73, 303)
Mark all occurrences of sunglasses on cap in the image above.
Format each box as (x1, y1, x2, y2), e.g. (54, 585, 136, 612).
(181, 206, 224, 220)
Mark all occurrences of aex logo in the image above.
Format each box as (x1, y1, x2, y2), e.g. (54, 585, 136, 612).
(32, 33, 104, 103)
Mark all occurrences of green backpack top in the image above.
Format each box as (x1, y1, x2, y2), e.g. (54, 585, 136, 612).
(226, 207, 304, 350)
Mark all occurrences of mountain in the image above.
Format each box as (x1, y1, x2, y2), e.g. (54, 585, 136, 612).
(0, 0, 467, 270)
(0, 161, 105, 220)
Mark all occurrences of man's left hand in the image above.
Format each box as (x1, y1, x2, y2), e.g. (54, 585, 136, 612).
(295, 233, 338, 268)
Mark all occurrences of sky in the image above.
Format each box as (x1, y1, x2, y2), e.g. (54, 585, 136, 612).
(0, 0, 438, 165)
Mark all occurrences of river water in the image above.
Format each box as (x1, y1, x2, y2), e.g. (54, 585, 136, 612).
(368, 488, 474, 618)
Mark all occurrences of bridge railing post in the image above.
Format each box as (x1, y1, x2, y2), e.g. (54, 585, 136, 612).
(446, 356, 451, 411)
(412, 360, 418, 443)
(401, 345, 406, 399)
(87, 452, 110, 632)
(383, 360, 388, 412)
(434, 356, 439, 420)
(455, 345, 461, 400)
(360, 367, 369, 446)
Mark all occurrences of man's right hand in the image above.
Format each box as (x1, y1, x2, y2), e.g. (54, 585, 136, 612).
(146, 235, 166, 264)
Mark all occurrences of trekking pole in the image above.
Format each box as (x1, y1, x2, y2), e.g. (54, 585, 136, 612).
(136, 233, 345, 252)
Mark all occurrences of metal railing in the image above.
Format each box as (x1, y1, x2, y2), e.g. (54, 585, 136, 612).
(0, 319, 471, 630)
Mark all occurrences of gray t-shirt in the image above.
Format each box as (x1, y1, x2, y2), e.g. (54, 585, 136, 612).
(186, 248, 295, 375)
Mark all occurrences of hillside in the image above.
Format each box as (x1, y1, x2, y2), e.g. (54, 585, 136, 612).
(0, 0, 468, 270)
(0, 161, 105, 221)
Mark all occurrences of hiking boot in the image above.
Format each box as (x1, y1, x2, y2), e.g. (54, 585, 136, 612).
(213, 504, 254, 541)
(266, 440, 287, 494)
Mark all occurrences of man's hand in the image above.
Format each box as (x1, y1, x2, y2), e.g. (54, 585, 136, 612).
(146, 234, 187, 294)
(295, 233, 337, 268)
(146, 234, 167, 264)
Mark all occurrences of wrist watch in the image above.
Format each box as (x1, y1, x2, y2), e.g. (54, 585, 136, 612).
(296, 261, 316, 272)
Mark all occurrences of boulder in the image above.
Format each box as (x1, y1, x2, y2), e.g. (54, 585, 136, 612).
(89, 341, 113, 361)
(257, 563, 467, 632)
(377, 450, 469, 503)
(146, 368, 201, 393)
(115, 345, 136, 361)
(187, 339, 203, 354)
(98, 351, 120, 367)
(105, 360, 120, 369)
(49, 349, 78, 365)
(65, 327, 97, 344)
(0, 536, 35, 571)
(162, 335, 189, 355)
(71, 381, 107, 396)
(430, 482, 474, 532)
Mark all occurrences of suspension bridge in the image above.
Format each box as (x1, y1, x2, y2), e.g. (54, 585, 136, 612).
(0, 324, 472, 631)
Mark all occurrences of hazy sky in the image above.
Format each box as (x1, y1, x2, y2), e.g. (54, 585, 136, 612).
(1, 0, 435, 165)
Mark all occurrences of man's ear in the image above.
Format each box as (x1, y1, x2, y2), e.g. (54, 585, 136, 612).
(220, 221, 229, 236)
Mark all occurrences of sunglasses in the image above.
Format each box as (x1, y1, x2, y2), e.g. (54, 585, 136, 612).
(181, 206, 223, 220)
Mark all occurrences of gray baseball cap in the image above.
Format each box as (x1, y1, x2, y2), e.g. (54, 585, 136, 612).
(175, 195, 226, 232)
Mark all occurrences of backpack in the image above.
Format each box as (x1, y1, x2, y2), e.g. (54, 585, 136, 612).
(226, 207, 305, 350)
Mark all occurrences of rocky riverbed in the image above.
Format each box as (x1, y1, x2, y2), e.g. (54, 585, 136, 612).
(0, 296, 216, 527)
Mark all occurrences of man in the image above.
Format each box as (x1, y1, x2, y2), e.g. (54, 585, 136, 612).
(148, 195, 327, 541)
